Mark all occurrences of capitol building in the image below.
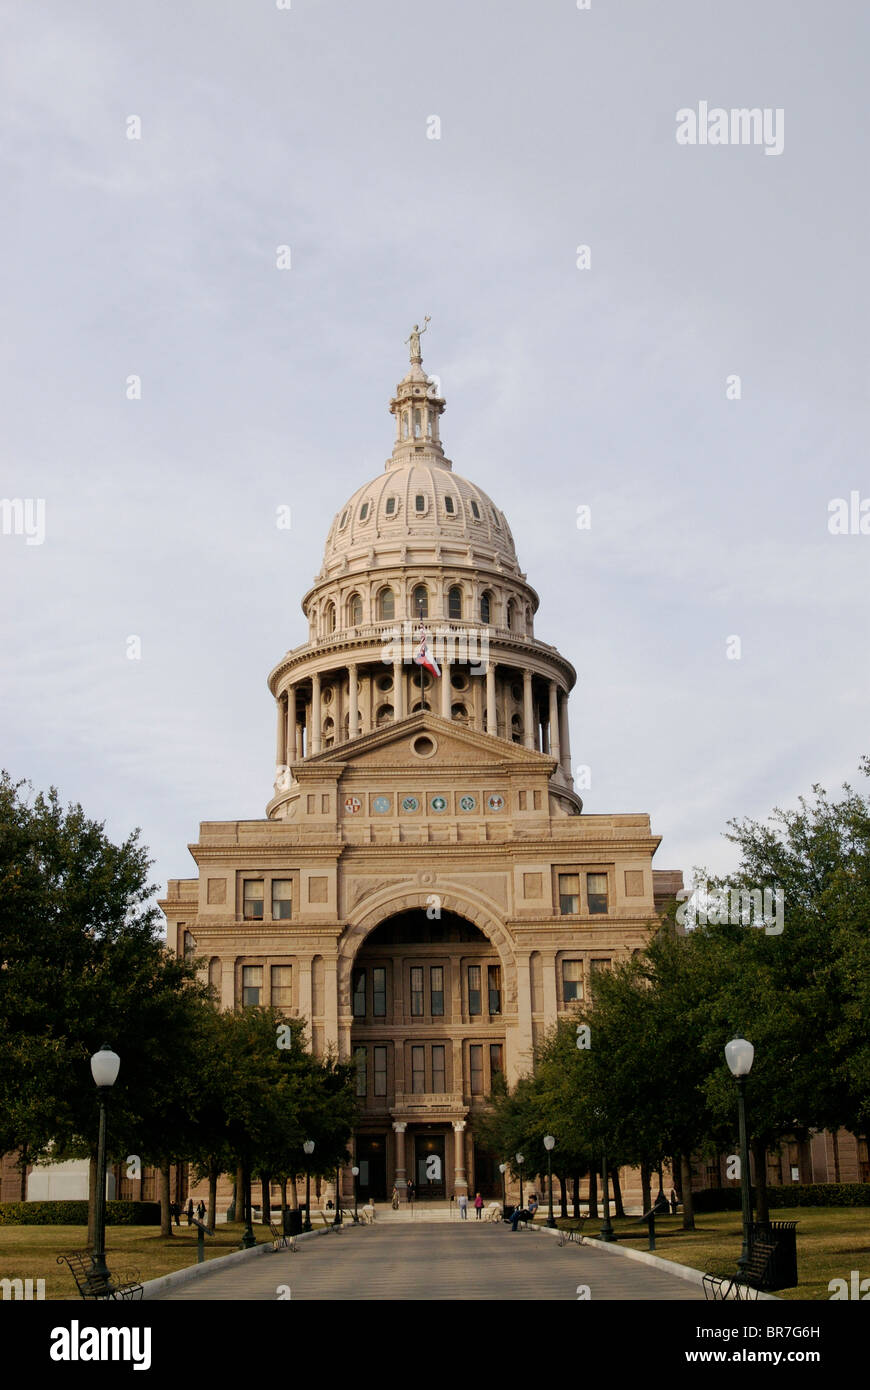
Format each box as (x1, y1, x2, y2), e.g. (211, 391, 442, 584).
(159, 330, 681, 1205)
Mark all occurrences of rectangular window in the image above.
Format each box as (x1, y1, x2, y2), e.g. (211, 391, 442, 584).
(487, 964, 501, 1015)
(373, 1045, 387, 1097)
(243, 880, 264, 920)
(354, 1047, 367, 1098)
(587, 873, 608, 914)
(467, 965, 481, 1016)
(562, 960, 583, 1003)
(469, 1044, 484, 1095)
(430, 966, 444, 1016)
(558, 873, 579, 915)
(270, 964, 293, 1007)
(373, 966, 386, 1018)
(431, 1044, 446, 1094)
(590, 958, 611, 977)
(411, 1045, 425, 1094)
(242, 965, 262, 1007)
(271, 879, 292, 920)
(352, 968, 366, 1018)
(489, 1043, 503, 1079)
(410, 966, 424, 1016)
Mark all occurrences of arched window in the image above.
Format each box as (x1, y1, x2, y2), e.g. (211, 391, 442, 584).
(411, 699, 431, 713)
(376, 704, 394, 727)
(480, 592, 491, 625)
(412, 585, 428, 619)
(448, 586, 462, 620)
(349, 593, 363, 627)
(402, 412, 409, 439)
(323, 717, 335, 748)
(325, 602, 336, 634)
(414, 410, 422, 439)
(452, 703, 469, 723)
(379, 588, 395, 621)
(506, 599, 515, 631)
(183, 930, 196, 962)
(511, 714, 522, 744)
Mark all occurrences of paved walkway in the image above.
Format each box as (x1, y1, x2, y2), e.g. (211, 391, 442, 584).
(155, 1224, 705, 1300)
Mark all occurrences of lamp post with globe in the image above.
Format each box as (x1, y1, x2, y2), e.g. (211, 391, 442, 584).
(543, 1135, 556, 1227)
(725, 1036, 755, 1272)
(87, 1045, 120, 1292)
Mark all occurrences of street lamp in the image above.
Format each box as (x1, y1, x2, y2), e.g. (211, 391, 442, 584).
(515, 1153, 524, 1211)
(543, 1135, 556, 1228)
(88, 1045, 120, 1291)
(725, 1035, 755, 1272)
(334, 1162, 343, 1226)
(302, 1140, 314, 1233)
(351, 1165, 360, 1222)
(498, 1162, 507, 1215)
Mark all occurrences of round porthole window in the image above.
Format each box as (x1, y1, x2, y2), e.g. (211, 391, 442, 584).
(411, 734, 437, 758)
(377, 675, 394, 692)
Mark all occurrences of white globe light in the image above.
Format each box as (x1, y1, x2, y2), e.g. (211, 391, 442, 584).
(90, 1046, 120, 1088)
(725, 1037, 755, 1077)
(499, 1163, 506, 1174)
(351, 1166, 359, 1176)
(516, 1153, 524, 1164)
(543, 1135, 555, 1151)
(303, 1140, 315, 1155)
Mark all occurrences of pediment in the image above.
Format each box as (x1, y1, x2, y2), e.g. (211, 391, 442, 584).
(300, 711, 555, 776)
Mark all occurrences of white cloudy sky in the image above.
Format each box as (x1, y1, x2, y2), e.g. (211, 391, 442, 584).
(2, 0, 869, 906)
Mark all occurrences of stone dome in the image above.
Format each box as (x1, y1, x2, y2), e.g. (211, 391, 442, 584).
(321, 460, 521, 578)
(318, 351, 522, 582)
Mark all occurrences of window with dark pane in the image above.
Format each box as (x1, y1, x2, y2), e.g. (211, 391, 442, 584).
(271, 879, 292, 920)
(469, 1044, 483, 1095)
(410, 966, 424, 1016)
(558, 873, 579, 915)
(411, 1045, 425, 1094)
(430, 965, 444, 1016)
(373, 966, 386, 1017)
(487, 964, 501, 1015)
(242, 965, 262, 1007)
(352, 968, 366, 1018)
(587, 873, 608, 914)
(467, 965, 481, 1016)
(243, 880, 264, 920)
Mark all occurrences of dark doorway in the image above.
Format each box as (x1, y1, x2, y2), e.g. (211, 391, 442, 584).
(414, 1134, 446, 1198)
(472, 1143, 501, 1199)
(356, 1134, 387, 1200)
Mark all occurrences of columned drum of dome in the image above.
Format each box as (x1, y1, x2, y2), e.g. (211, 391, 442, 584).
(159, 330, 681, 1213)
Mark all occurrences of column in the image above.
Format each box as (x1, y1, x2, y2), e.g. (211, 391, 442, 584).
(295, 711, 304, 761)
(393, 1122, 408, 1200)
(441, 659, 452, 718)
(324, 956, 339, 1054)
(523, 669, 535, 750)
(452, 1121, 468, 1193)
(311, 673, 322, 754)
(548, 681, 561, 764)
(393, 658, 405, 721)
(298, 958, 313, 1045)
(276, 694, 287, 766)
(472, 674, 484, 731)
(348, 662, 359, 740)
(558, 689, 573, 782)
(486, 662, 497, 735)
(286, 686, 296, 762)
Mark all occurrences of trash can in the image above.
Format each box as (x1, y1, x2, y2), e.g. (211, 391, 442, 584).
(750, 1220, 798, 1290)
(284, 1209, 303, 1236)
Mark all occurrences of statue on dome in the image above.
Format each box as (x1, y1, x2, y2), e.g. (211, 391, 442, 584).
(406, 316, 430, 361)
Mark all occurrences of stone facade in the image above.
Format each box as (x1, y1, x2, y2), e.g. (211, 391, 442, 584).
(158, 336, 682, 1207)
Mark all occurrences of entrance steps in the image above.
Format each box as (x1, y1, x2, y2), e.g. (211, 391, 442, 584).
(365, 1200, 499, 1224)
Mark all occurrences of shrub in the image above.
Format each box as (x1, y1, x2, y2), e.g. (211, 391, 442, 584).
(0, 1200, 160, 1225)
(692, 1184, 870, 1212)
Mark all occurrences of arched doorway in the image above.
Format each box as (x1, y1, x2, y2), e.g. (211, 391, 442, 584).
(348, 909, 507, 1201)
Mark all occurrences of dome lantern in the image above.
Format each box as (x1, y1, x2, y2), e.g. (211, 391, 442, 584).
(388, 320, 449, 473)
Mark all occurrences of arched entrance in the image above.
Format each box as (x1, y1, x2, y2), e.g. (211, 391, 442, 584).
(347, 908, 508, 1201)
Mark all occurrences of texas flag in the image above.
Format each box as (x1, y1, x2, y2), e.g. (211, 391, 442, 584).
(414, 625, 441, 679)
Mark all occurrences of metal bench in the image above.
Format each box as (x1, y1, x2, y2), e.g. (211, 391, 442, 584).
(58, 1251, 143, 1301)
(558, 1217, 588, 1246)
(703, 1239, 777, 1301)
(269, 1223, 298, 1252)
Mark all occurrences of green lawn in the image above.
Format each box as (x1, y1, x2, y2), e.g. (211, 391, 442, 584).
(551, 1207, 870, 1300)
(0, 1222, 277, 1300)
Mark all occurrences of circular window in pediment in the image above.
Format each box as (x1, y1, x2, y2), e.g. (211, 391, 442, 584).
(411, 734, 437, 758)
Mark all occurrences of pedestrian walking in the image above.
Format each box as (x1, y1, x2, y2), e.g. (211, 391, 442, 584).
(458, 1192, 468, 1219)
(474, 1192, 484, 1219)
(406, 1178, 415, 1203)
(196, 1199, 206, 1223)
(391, 1186, 400, 1209)
(669, 1188, 678, 1216)
(186, 1198, 194, 1226)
